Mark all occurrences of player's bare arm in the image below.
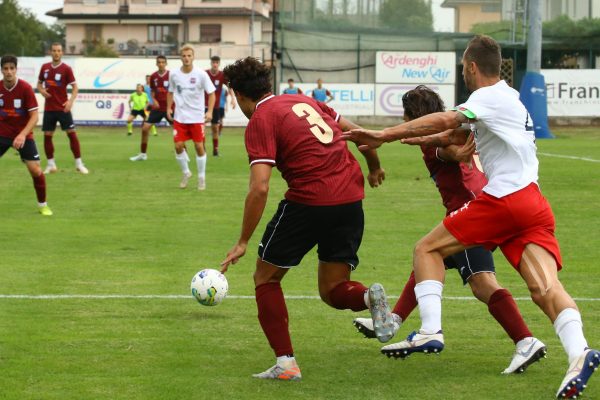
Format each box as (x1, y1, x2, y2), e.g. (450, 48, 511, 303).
(36, 81, 50, 99)
(205, 92, 216, 121)
(436, 133, 476, 164)
(64, 83, 78, 113)
(338, 116, 385, 188)
(342, 110, 468, 150)
(221, 163, 273, 271)
(166, 92, 174, 120)
(227, 87, 236, 109)
(401, 127, 470, 147)
(13, 109, 38, 150)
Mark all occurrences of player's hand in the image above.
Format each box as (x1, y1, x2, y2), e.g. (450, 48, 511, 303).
(40, 89, 51, 99)
(454, 133, 476, 165)
(220, 242, 247, 273)
(341, 128, 386, 151)
(152, 102, 160, 110)
(12, 135, 25, 150)
(166, 110, 173, 122)
(367, 167, 385, 188)
(230, 100, 237, 110)
(63, 101, 72, 113)
(205, 110, 213, 122)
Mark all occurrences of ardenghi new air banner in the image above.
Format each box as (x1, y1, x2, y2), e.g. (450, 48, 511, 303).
(376, 52, 456, 85)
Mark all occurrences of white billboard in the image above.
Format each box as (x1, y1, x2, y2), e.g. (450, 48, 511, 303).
(376, 51, 456, 84)
(375, 84, 455, 116)
(542, 69, 600, 117)
(279, 83, 375, 116)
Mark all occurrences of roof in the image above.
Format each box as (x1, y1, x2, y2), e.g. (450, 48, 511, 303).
(47, 7, 269, 19)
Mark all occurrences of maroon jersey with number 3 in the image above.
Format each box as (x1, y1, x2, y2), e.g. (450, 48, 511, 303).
(150, 70, 170, 112)
(245, 94, 364, 206)
(38, 62, 76, 112)
(0, 79, 38, 140)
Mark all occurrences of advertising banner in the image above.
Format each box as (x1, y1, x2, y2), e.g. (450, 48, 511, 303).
(376, 51, 456, 84)
(542, 69, 600, 117)
(375, 84, 455, 116)
(279, 83, 375, 116)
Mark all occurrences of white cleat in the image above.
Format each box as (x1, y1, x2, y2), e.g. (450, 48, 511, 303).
(381, 330, 444, 359)
(129, 153, 148, 161)
(252, 360, 302, 381)
(76, 165, 89, 174)
(353, 314, 402, 340)
(502, 337, 547, 374)
(44, 165, 58, 174)
(367, 283, 395, 343)
(179, 171, 192, 189)
(198, 177, 206, 191)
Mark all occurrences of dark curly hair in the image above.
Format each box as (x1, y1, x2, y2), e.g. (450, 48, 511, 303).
(223, 57, 272, 101)
(402, 85, 445, 120)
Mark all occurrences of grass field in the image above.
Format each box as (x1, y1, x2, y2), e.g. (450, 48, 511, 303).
(1, 126, 599, 399)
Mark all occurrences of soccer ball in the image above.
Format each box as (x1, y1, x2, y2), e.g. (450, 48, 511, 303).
(191, 269, 228, 306)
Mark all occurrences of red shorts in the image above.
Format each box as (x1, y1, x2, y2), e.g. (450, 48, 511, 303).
(443, 182, 562, 270)
(173, 121, 204, 143)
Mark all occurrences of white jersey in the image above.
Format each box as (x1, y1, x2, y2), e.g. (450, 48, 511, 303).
(458, 80, 538, 198)
(168, 66, 216, 123)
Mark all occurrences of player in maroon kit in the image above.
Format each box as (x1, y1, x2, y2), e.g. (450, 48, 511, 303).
(37, 43, 88, 174)
(0, 55, 52, 216)
(205, 56, 236, 156)
(353, 86, 546, 374)
(130, 55, 170, 161)
(220, 57, 391, 381)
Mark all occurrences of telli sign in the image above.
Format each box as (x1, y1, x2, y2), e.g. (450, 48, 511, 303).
(376, 51, 456, 84)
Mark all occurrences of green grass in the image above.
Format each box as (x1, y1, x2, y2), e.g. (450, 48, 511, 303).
(0, 126, 599, 399)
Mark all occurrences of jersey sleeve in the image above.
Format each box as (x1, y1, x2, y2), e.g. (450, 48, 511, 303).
(245, 116, 277, 166)
(66, 65, 76, 85)
(457, 90, 495, 122)
(202, 71, 216, 94)
(315, 101, 340, 123)
(38, 66, 45, 83)
(24, 83, 38, 111)
(168, 74, 175, 93)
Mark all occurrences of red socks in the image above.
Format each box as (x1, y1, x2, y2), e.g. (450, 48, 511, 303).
(392, 271, 418, 321)
(32, 174, 46, 203)
(67, 131, 81, 158)
(44, 135, 54, 159)
(328, 281, 368, 311)
(141, 142, 148, 153)
(212, 137, 219, 153)
(255, 282, 293, 357)
(488, 288, 532, 344)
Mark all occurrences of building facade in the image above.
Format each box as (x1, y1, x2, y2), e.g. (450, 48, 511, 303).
(48, 0, 273, 59)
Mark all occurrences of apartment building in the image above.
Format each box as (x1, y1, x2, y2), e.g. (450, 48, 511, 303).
(47, 0, 273, 59)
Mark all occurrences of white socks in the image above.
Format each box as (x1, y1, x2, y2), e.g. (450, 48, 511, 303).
(554, 308, 588, 363)
(414, 280, 444, 334)
(47, 158, 56, 167)
(196, 155, 207, 179)
(75, 158, 84, 167)
(176, 152, 190, 174)
(276, 355, 295, 366)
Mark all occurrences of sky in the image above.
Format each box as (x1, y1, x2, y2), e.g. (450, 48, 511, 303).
(18, 0, 455, 31)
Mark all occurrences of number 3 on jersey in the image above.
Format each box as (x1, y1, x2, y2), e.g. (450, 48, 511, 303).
(292, 103, 334, 144)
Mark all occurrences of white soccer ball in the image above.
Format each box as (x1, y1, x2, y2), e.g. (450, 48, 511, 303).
(191, 269, 228, 306)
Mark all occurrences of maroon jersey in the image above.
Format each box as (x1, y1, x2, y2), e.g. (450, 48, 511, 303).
(0, 79, 38, 140)
(150, 70, 170, 112)
(204, 70, 227, 107)
(245, 94, 364, 206)
(38, 62, 76, 112)
(421, 145, 488, 214)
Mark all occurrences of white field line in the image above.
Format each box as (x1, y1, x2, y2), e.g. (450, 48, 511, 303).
(1, 294, 600, 301)
(538, 152, 600, 163)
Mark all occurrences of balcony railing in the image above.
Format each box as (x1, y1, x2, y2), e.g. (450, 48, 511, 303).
(129, 0, 181, 15)
(63, 0, 120, 14)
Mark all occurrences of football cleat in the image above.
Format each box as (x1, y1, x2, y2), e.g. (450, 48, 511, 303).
(43, 165, 58, 174)
(179, 171, 192, 189)
(76, 165, 89, 174)
(556, 348, 600, 399)
(381, 330, 444, 359)
(353, 314, 402, 340)
(38, 205, 53, 216)
(129, 153, 148, 162)
(367, 283, 395, 343)
(502, 337, 547, 374)
(253, 360, 302, 381)
(198, 177, 206, 191)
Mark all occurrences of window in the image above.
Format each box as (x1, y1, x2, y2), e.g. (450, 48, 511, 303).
(200, 24, 221, 43)
(85, 25, 102, 42)
(148, 25, 177, 43)
(481, 3, 501, 13)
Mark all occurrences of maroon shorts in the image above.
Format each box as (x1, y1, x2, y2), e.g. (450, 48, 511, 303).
(173, 121, 204, 143)
(443, 183, 562, 270)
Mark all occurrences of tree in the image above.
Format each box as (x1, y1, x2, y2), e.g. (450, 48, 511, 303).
(0, 0, 65, 56)
(379, 0, 433, 33)
(83, 39, 120, 58)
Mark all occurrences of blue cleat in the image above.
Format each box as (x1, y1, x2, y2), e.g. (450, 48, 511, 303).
(556, 348, 600, 398)
(381, 330, 444, 359)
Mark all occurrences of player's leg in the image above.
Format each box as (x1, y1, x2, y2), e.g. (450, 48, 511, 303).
(516, 244, 599, 397)
(131, 122, 151, 161)
(211, 112, 220, 156)
(20, 140, 52, 216)
(218, 108, 225, 136)
(173, 121, 192, 188)
(126, 113, 135, 135)
(192, 124, 207, 190)
(42, 111, 58, 173)
(61, 113, 87, 174)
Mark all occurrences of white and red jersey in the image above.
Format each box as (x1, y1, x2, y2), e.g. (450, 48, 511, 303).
(204, 69, 227, 107)
(457, 80, 538, 198)
(0, 79, 38, 140)
(38, 62, 76, 112)
(150, 70, 170, 112)
(168, 67, 215, 123)
(245, 94, 364, 206)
